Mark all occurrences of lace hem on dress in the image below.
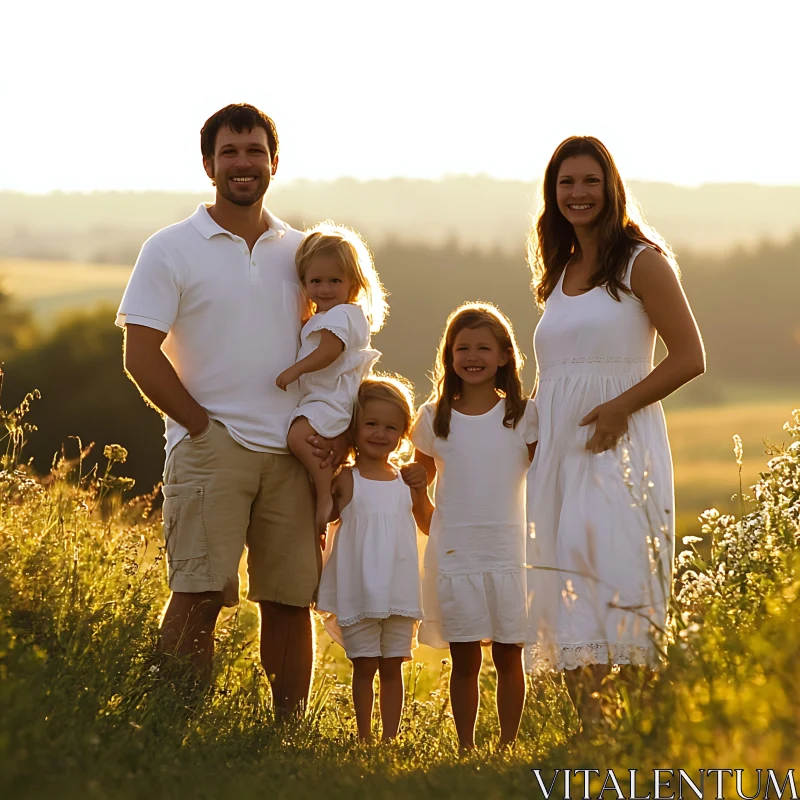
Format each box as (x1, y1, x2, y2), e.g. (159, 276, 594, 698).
(525, 641, 659, 672)
(337, 608, 422, 627)
(548, 356, 649, 365)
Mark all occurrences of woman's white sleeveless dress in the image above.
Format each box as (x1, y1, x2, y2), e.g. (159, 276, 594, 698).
(525, 245, 674, 671)
(316, 467, 422, 645)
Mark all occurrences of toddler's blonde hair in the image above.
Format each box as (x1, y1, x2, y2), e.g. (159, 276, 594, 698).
(296, 221, 388, 333)
(349, 373, 416, 467)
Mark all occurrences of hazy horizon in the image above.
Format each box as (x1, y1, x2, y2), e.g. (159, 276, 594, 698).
(4, 177, 799, 260)
(6, 174, 800, 197)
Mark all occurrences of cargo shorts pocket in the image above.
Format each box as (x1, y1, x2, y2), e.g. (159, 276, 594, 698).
(162, 484, 207, 563)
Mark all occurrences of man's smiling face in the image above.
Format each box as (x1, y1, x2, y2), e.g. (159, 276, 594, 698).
(203, 125, 276, 207)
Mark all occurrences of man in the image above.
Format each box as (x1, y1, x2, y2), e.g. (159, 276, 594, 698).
(118, 103, 329, 716)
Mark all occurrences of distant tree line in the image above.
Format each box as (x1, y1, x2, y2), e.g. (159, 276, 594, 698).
(3, 180, 800, 261)
(1, 236, 798, 494)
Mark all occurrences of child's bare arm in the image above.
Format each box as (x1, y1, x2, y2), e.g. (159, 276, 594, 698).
(330, 468, 354, 522)
(410, 485, 434, 535)
(401, 457, 436, 536)
(276, 329, 345, 390)
(411, 451, 437, 486)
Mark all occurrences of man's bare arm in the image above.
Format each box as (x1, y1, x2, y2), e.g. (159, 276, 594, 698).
(123, 324, 209, 437)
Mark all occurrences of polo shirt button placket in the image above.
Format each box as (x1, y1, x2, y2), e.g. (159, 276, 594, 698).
(248, 245, 261, 286)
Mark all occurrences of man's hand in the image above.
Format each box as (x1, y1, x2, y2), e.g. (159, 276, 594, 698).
(276, 367, 299, 392)
(308, 432, 350, 469)
(400, 463, 428, 490)
(187, 409, 211, 439)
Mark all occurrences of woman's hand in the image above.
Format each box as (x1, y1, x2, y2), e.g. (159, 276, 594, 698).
(400, 463, 428, 490)
(580, 400, 630, 454)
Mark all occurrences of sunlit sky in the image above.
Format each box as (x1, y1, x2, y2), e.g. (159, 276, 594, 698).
(3, 0, 798, 192)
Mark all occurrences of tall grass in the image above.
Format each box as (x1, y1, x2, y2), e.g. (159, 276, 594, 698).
(1, 393, 799, 799)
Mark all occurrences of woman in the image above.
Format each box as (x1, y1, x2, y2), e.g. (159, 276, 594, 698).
(525, 137, 705, 713)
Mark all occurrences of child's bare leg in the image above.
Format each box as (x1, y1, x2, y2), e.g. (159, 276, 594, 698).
(377, 657, 404, 740)
(491, 642, 525, 746)
(287, 417, 333, 536)
(449, 641, 483, 751)
(351, 657, 380, 742)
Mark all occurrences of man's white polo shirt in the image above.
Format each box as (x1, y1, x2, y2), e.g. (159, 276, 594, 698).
(116, 203, 306, 458)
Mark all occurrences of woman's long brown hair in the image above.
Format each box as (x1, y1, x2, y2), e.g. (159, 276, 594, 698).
(428, 302, 526, 439)
(527, 136, 676, 308)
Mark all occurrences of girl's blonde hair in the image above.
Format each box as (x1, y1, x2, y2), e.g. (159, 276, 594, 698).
(295, 221, 388, 333)
(428, 301, 526, 439)
(349, 373, 416, 467)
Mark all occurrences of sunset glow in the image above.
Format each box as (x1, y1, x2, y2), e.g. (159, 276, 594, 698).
(3, 0, 798, 192)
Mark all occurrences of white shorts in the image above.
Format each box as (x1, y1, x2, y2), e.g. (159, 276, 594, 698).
(339, 615, 417, 660)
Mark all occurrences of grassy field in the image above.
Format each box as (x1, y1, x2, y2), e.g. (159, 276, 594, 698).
(1, 260, 799, 795)
(0, 258, 130, 324)
(2, 402, 799, 798)
(668, 398, 797, 535)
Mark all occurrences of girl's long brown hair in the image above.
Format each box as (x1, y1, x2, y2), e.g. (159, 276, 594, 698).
(428, 302, 526, 439)
(527, 136, 677, 308)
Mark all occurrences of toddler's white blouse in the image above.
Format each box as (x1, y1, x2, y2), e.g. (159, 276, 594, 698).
(289, 303, 380, 437)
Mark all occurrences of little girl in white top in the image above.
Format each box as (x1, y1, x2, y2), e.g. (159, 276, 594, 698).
(316, 376, 432, 743)
(276, 222, 387, 536)
(403, 302, 538, 751)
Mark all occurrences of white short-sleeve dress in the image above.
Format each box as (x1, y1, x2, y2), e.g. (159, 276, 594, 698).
(411, 399, 539, 648)
(316, 467, 423, 650)
(289, 303, 380, 438)
(525, 245, 675, 671)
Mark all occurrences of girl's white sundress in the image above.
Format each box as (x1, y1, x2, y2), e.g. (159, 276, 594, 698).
(316, 468, 423, 644)
(525, 245, 675, 671)
(412, 399, 539, 648)
(289, 303, 380, 438)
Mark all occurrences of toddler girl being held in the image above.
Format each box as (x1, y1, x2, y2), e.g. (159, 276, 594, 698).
(276, 222, 387, 536)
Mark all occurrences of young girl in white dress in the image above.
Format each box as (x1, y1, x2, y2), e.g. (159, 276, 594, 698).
(276, 222, 387, 536)
(403, 302, 538, 751)
(316, 376, 432, 743)
(525, 136, 705, 719)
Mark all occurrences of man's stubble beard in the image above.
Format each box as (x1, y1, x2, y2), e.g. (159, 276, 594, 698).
(215, 172, 271, 208)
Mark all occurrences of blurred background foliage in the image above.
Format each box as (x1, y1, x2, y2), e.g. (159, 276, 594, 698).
(0, 181, 798, 531)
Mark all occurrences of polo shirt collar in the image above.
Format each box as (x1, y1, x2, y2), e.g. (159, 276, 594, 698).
(190, 203, 288, 241)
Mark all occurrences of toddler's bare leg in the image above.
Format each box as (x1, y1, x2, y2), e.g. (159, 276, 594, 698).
(351, 657, 380, 742)
(377, 657, 405, 740)
(287, 417, 333, 537)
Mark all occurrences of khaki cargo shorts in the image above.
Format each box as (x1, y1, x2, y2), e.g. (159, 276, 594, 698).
(161, 420, 319, 606)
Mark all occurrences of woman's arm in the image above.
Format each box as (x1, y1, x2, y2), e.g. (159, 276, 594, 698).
(276, 329, 345, 390)
(581, 248, 706, 453)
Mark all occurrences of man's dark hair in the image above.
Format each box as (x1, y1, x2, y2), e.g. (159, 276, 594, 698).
(200, 104, 279, 161)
